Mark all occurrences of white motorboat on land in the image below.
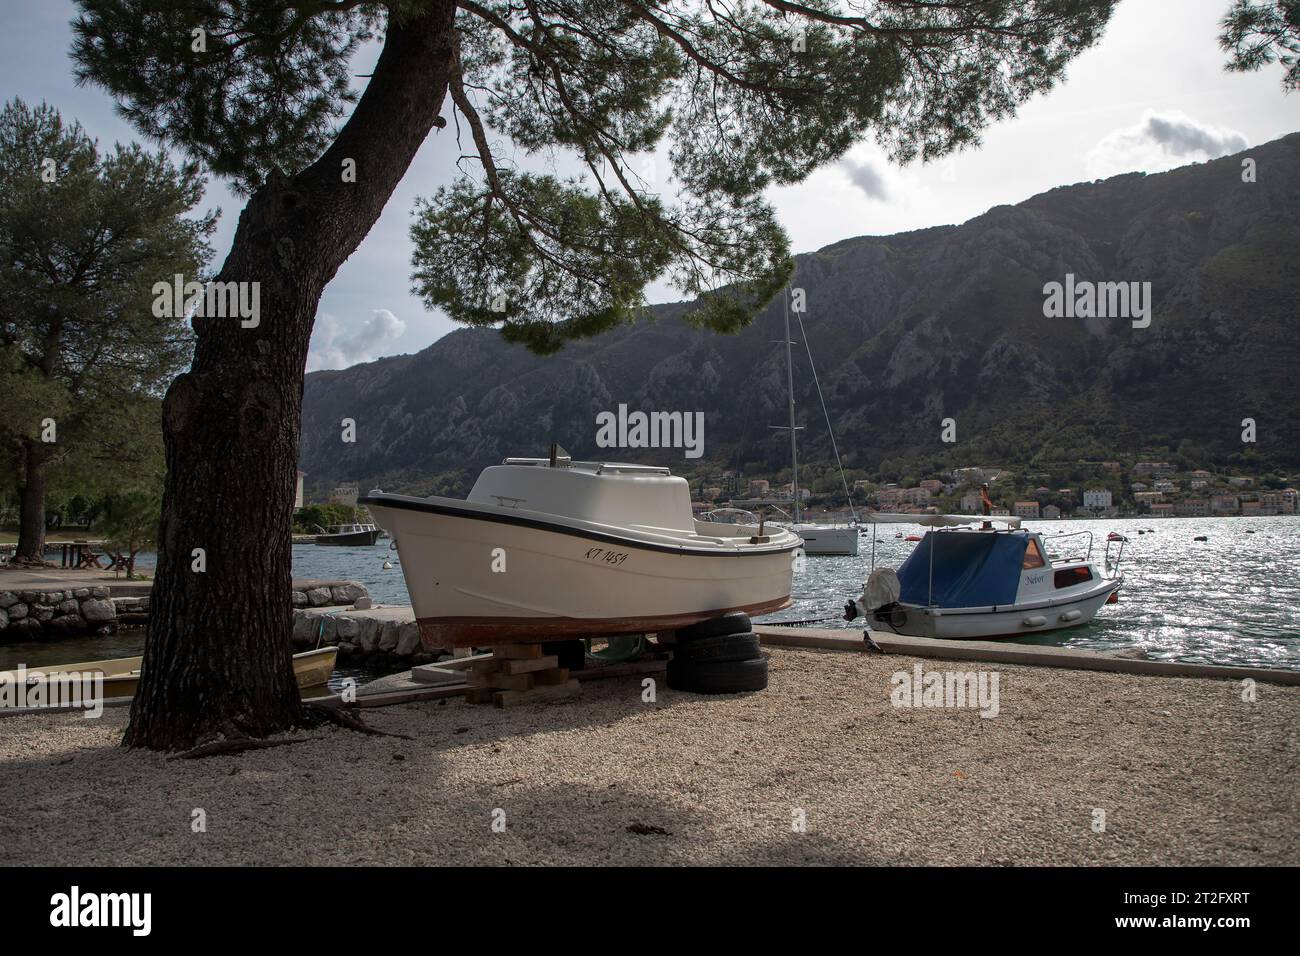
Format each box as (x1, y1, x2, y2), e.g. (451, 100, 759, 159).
(844, 516, 1123, 640)
(361, 451, 800, 649)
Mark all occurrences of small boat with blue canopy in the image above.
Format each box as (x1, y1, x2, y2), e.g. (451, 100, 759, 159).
(844, 516, 1123, 640)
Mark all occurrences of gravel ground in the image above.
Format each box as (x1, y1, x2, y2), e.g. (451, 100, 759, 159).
(1, 647, 1296, 866)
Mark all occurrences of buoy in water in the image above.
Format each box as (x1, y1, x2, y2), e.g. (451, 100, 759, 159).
(382, 560, 394, 570)
(1193, 535, 1207, 542)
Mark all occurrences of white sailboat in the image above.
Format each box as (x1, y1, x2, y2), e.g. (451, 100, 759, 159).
(771, 287, 860, 556)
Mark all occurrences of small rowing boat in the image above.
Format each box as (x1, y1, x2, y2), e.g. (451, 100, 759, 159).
(2, 646, 337, 703)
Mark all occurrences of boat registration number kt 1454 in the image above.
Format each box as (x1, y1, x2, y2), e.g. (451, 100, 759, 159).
(585, 547, 629, 566)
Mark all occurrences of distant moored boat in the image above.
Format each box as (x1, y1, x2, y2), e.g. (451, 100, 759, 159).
(314, 523, 382, 546)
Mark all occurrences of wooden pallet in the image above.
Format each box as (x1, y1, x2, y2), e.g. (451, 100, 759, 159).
(464, 646, 583, 708)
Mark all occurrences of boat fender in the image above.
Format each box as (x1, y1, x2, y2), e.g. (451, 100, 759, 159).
(1022, 615, 1047, 627)
(1059, 609, 1082, 622)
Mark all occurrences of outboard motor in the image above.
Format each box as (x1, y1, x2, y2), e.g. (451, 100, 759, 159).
(844, 567, 902, 621)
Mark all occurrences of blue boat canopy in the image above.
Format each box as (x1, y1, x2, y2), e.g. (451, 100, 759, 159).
(896, 531, 1028, 608)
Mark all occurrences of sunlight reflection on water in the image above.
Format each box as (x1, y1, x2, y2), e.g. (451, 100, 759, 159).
(15, 517, 1288, 674)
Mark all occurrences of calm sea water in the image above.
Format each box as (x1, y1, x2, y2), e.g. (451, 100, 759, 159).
(293, 515, 1300, 671)
(5, 516, 1295, 673)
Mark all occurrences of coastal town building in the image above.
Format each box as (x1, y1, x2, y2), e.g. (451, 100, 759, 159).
(876, 486, 931, 508)
(1083, 488, 1112, 511)
(1013, 501, 1040, 519)
(329, 482, 359, 507)
(1210, 494, 1239, 514)
(1260, 491, 1297, 514)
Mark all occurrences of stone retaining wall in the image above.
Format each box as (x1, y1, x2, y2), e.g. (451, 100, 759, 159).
(0, 588, 117, 640)
(290, 605, 446, 669)
(0, 579, 369, 644)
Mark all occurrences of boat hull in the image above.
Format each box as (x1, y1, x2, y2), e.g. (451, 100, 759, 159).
(314, 529, 381, 546)
(794, 525, 860, 556)
(367, 503, 796, 649)
(872, 580, 1120, 640)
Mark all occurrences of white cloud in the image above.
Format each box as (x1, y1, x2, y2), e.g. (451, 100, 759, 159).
(307, 308, 407, 371)
(1083, 110, 1249, 179)
(841, 155, 890, 201)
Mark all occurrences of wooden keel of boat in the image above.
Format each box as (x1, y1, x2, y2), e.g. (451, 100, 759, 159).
(416, 596, 792, 650)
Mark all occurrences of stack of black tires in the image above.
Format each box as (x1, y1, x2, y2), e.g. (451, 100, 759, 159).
(666, 612, 768, 694)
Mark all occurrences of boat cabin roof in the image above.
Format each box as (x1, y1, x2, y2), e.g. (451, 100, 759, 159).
(469, 459, 695, 532)
(897, 528, 1041, 607)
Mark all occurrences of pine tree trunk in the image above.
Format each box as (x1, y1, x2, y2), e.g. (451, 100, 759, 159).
(124, 2, 458, 750)
(14, 440, 47, 564)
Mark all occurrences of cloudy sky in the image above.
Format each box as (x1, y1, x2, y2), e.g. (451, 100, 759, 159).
(3, 0, 1296, 370)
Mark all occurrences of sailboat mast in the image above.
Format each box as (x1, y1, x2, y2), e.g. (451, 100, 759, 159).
(784, 288, 800, 523)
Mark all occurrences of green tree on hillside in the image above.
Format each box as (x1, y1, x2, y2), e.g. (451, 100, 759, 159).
(73, 0, 1117, 751)
(0, 99, 213, 565)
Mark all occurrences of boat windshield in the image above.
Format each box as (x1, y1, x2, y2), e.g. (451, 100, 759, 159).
(1022, 539, 1046, 569)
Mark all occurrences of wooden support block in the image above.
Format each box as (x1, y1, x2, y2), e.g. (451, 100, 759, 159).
(470, 670, 535, 692)
(493, 679, 582, 708)
(411, 665, 466, 686)
(470, 659, 504, 676)
(532, 667, 570, 686)
(433, 652, 493, 672)
(465, 688, 496, 705)
(573, 659, 667, 682)
(500, 655, 559, 675)
(494, 644, 544, 660)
